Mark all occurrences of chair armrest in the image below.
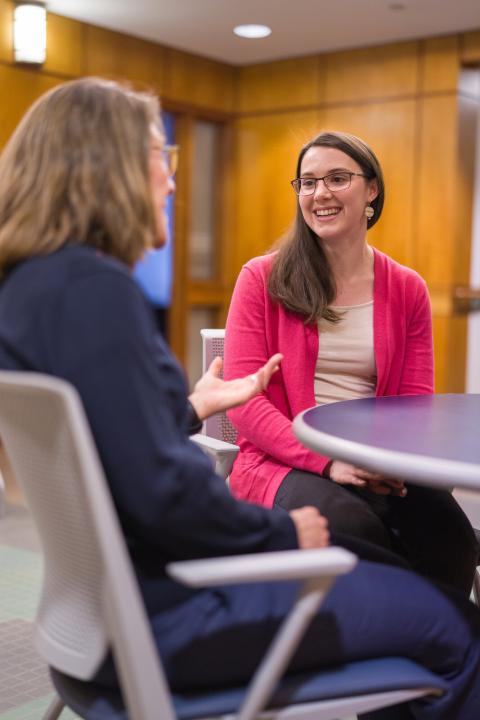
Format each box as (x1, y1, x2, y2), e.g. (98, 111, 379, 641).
(167, 547, 356, 587)
(190, 433, 239, 480)
(191, 433, 239, 453)
(169, 547, 357, 720)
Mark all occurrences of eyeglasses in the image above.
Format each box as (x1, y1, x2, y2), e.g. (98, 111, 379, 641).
(151, 143, 179, 176)
(162, 144, 179, 176)
(291, 171, 366, 196)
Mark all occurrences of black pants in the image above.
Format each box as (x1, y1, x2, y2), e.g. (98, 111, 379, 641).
(274, 469, 479, 595)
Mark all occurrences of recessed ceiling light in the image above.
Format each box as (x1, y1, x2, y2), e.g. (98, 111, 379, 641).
(233, 24, 272, 39)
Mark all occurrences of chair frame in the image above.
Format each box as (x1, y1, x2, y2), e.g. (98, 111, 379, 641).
(0, 372, 175, 720)
(191, 329, 239, 478)
(0, 371, 443, 720)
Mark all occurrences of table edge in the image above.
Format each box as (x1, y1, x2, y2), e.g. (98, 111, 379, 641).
(293, 410, 480, 491)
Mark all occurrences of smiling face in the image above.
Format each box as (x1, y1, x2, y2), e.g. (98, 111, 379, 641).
(298, 145, 378, 245)
(148, 124, 176, 248)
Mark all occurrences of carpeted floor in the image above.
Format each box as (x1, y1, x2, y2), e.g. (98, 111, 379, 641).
(0, 504, 80, 720)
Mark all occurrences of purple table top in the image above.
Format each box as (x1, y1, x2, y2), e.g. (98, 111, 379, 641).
(293, 394, 480, 490)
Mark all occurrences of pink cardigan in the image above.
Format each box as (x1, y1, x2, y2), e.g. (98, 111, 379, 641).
(224, 248, 434, 507)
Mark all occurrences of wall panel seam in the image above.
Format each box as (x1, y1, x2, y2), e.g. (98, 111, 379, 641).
(233, 90, 460, 119)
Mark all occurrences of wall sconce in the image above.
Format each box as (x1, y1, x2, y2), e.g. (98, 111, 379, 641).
(13, 2, 47, 64)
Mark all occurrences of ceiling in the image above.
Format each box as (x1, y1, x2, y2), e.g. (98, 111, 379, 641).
(48, 0, 480, 66)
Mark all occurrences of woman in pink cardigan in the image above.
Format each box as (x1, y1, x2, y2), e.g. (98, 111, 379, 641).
(224, 130, 478, 595)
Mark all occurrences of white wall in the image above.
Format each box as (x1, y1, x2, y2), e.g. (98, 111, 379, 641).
(466, 103, 480, 393)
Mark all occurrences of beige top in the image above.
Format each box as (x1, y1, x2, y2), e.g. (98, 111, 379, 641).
(314, 301, 377, 405)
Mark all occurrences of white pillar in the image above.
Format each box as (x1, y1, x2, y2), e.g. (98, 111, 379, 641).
(466, 93, 480, 393)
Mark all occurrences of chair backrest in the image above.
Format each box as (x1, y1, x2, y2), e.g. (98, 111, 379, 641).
(200, 329, 238, 444)
(0, 371, 175, 720)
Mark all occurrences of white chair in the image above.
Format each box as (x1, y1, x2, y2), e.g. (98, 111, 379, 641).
(191, 329, 239, 479)
(0, 371, 445, 720)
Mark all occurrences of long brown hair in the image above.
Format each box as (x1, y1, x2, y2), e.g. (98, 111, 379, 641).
(0, 77, 161, 275)
(268, 130, 385, 324)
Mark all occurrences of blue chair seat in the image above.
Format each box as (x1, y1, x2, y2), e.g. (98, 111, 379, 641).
(51, 657, 445, 720)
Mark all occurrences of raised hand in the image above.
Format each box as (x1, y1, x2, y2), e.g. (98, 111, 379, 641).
(188, 353, 283, 421)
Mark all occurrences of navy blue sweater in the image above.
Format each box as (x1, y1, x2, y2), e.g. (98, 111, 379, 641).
(0, 245, 297, 614)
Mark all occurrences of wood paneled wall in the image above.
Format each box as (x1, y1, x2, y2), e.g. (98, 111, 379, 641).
(0, 3, 235, 146)
(232, 35, 480, 392)
(0, 0, 479, 390)
(0, 1, 235, 110)
(0, 0, 235, 361)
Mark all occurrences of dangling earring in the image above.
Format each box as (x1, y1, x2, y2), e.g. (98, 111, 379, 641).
(365, 204, 374, 220)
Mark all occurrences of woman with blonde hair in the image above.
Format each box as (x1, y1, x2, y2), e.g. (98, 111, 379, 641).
(1, 79, 480, 720)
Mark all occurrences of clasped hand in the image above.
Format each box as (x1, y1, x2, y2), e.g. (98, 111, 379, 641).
(327, 460, 407, 497)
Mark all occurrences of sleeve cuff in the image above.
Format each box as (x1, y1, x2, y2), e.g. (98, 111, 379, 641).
(186, 400, 203, 435)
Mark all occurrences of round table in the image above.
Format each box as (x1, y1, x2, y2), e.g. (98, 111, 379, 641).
(293, 394, 480, 491)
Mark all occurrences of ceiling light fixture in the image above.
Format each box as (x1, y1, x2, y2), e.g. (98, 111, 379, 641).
(13, 1, 47, 64)
(233, 24, 272, 39)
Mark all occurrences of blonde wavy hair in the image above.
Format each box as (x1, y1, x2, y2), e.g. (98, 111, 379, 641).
(0, 77, 161, 275)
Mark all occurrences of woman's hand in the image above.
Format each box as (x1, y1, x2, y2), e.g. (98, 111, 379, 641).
(188, 353, 283, 422)
(290, 506, 330, 549)
(327, 460, 407, 496)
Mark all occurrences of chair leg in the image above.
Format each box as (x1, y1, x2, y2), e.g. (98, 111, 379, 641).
(42, 695, 65, 720)
(473, 569, 480, 607)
